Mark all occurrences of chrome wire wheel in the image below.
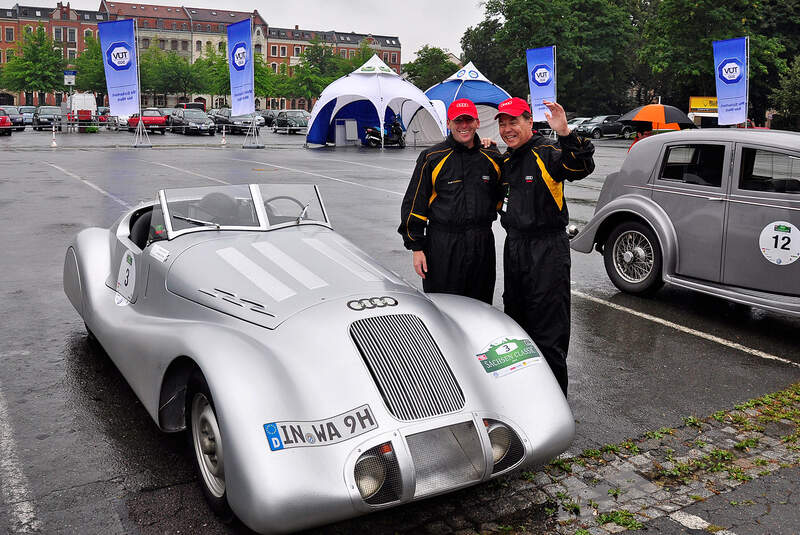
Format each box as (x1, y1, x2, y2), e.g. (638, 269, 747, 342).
(612, 229, 654, 284)
(191, 393, 225, 498)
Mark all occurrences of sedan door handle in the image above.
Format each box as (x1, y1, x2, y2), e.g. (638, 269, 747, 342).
(706, 197, 725, 201)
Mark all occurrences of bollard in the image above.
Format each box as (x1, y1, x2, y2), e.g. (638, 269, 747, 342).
(220, 125, 226, 146)
(51, 123, 57, 148)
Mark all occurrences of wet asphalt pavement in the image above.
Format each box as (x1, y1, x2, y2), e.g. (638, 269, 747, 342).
(0, 128, 798, 534)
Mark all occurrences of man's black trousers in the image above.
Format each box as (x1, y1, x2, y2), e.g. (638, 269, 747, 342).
(422, 226, 495, 305)
(502, 231, 571, 395)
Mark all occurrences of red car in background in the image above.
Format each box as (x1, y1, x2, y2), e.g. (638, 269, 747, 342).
(0, 110, 12, 136)
(127, 108, 168, 134)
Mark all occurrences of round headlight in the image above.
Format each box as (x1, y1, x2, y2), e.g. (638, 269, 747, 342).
(486, 422, 512, 464)
(354, 453, 386, 499)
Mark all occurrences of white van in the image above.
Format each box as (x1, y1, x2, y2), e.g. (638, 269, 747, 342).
(67, 92, 97, 116)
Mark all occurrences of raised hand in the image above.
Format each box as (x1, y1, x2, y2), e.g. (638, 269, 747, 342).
(543, 100, 570, 136)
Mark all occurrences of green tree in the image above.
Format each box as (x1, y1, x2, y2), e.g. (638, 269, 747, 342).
(641, 0, 786, 120)
(460, 18, 511, 88)
(139, 47, 169, 102)
(302, 39, 351, 78)
(1, 26, 64, 93)
(73, 34, 106, 100)
(402, 45, 458, 90)
(193, 43, 230, 104)
(162, 52, 198, 96)
(770, 55, 800, 130)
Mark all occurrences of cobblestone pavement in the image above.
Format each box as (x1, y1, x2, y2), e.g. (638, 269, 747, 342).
(312, 383, 800, 534)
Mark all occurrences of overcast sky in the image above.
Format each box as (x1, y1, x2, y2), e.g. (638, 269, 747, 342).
(68, 0, 489, 62)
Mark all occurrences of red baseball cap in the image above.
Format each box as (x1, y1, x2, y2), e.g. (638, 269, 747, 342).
(494, 97, 531, 119)
(447, 98, 478, 121)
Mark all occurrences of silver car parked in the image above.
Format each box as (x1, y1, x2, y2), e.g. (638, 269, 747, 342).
(63, 183, 575, 533)
(571, 129, 800, 316)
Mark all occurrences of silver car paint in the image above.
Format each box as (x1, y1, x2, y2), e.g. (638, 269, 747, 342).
(64, 192, 575, 534)
(571, 128, 800, 315)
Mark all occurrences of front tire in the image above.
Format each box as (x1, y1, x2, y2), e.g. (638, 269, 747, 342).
(187, 371, 234, 522)
(591, 129, 602, 139)
(603, 221, 664, 295)
(621, 127, 633, 139)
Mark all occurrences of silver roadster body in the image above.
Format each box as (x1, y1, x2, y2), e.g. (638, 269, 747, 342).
(63, 184, 574, 533)
(571, 129, 800, 316)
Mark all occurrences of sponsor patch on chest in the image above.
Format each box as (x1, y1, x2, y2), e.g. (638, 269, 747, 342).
(525, 175, 534, 183)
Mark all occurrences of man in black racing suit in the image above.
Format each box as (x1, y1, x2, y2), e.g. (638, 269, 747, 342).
(399, 98, 504, 304)
(495, 97, 595, 395)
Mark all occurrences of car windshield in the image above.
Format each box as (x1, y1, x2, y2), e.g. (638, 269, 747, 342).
(568, 117, 589, 126)
(20, 106, 36, 113)
(287, 111, 309, 118)
(3, 106, 19, 114)
(143, 110, 161, 117)
(588, 116, 606, 123)
(184, 110, 208, 119)
(153, 184, 328, 239)
(39, 107, 61, 114)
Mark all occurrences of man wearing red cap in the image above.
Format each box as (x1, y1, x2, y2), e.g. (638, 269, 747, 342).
(495, 97, 595, 395)
(398, 98, 504, 304)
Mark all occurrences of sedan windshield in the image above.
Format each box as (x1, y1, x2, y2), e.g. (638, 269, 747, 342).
(143, 110, 161, 117)
(39, 107, 61, 114)
(3, 106, 19, 114)
(287, 111, 309, 118)
(184, 110, 208, 120)
(20, 106, 36, 113)
(588, 116, 607, 123)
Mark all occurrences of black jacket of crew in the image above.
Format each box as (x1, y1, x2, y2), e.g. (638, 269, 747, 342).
(399, 134, 504, 304)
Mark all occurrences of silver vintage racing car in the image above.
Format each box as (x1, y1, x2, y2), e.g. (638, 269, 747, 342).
(63, 183, 574, 533)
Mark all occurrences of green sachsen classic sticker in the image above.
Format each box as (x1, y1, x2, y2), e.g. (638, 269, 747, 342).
(476, 337, 541, 378)
(774, 224, 791, 233)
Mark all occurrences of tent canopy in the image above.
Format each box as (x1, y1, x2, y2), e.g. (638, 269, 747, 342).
(418, 61, 511, 142)
(306, 55, 446, 145)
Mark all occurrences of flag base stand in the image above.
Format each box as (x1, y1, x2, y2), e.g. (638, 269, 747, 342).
(242, 115, 263, 149)
(133, 119, 152, 148)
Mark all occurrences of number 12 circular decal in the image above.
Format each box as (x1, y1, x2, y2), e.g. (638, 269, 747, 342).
(759, 221, 799, 266)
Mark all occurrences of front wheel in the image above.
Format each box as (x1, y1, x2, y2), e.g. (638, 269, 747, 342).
(366, 138, 380, 148)
(621, 127, 633, 139)
(591, 129, 602, 139)
(603, 221, 664, 295)
(398, 136, 406, 148)
(187, 371, 234, 521)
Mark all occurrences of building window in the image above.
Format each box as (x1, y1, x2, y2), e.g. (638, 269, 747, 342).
(348, 50, 354, 58)
(172, 22, 176, 30)
(6, 49, 13, 59)
(25, 26, 32, 34)
(270, 45, 277, 56)
(195, 40, 201, 51)
(391, 53, 397, 63)
(218, 41, 225, 52)
(271, 62, 277, 73)
(206, 41, 211, 49)
(96, 14, 103, 20)
(280, 45, 286, 57)
(141, 38, 150, 48)
(182, 23, 187, 30)
(383, 52, 388, 62)
(254, 44, 261, 54)
(68, 49, 76, 59)
(294, 46, 300, 56)
(68, 28, 76, 42)
(159, 39, 165, 49)
(171, 39, 177, 50)
(340, 49, 347, 58)
(142, 20, 148, 28)
(5, 27, 13, 42)
(54, 27, 62, 41)
(181, 40, 188, 51)
(84, 29, 92, 38)
(206, 24, 211, 31)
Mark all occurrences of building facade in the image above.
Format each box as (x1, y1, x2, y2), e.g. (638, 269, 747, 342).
(0, 0, 403, 110)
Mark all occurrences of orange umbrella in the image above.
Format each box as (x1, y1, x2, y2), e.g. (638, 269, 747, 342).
(619, 104, 695, 132)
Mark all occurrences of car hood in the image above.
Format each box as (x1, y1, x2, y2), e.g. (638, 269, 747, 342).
(166, 226, 413, 329)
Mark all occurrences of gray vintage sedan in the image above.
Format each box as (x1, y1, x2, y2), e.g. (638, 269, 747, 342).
(571, 129, 800, 316)
(63, 184, 574, 533)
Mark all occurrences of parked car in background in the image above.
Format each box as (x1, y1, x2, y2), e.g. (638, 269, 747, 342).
(574, 114, 631, 139)
(0, 106, 25, 131)
(63, 182, 574, 533)
(567, 117, 592, 129)
(19, 105, 36, 125)
(127, 108, 168, 134)
(175, 102, 205, 111)
(33, 106, 63, 131)
(571, 129, 800, 316)
(171, 108, 216, 135)
(97, 106, 110, 126)
(257, 109, 277, 127)
(0, 110, 13, 136)
(211, 108, 264, 134)
(273, 109, 310, 134)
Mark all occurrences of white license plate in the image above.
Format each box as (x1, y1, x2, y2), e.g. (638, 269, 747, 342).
(263, 404, 377, 451)
(200, 125, 208, 129)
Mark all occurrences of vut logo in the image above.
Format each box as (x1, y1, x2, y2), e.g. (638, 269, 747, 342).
(718, 57, 744, 84)
(231, 43, 247, 71)
(106, 42, 133, 71)
(531, 64, 552, 86)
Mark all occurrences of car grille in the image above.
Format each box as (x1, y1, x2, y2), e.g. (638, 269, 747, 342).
(349, 314, 465, 421)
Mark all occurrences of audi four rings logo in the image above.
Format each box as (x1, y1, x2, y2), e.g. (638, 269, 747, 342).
(347, 297, 398, 310)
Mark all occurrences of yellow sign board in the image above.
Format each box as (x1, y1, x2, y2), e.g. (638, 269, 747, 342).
(689, 96, 718, 112)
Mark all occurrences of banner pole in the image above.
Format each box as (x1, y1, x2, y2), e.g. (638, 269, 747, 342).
(133, 18, 151, 147)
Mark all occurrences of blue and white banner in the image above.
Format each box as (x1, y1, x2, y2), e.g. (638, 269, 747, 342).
(526, 46, 556, 122)
(713, 37, 748, 125)
(97, 19, 139, 117)
(227, 19, 255, 117)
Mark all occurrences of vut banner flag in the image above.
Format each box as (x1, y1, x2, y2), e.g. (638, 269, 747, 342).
(713, 37, 748, 125)
(227, 19, 255, 117)
(525, 46, 556, 122)
(97, 19, 139, 117)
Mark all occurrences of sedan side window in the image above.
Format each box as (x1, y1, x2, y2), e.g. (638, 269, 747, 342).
(739, 148, 800, 194)
(659, 144, 725, 187)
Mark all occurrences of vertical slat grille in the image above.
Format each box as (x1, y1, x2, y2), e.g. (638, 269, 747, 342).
(349, 314, 465, 421)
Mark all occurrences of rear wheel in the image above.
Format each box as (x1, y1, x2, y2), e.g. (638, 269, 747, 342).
(603, 221, 664, 295)
(187, 370, 234, 522)
(398, 136, 406, 148)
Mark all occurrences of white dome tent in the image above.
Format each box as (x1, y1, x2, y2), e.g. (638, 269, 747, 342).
(416, 61, 512, 141)
(306, 55, 447, 147)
